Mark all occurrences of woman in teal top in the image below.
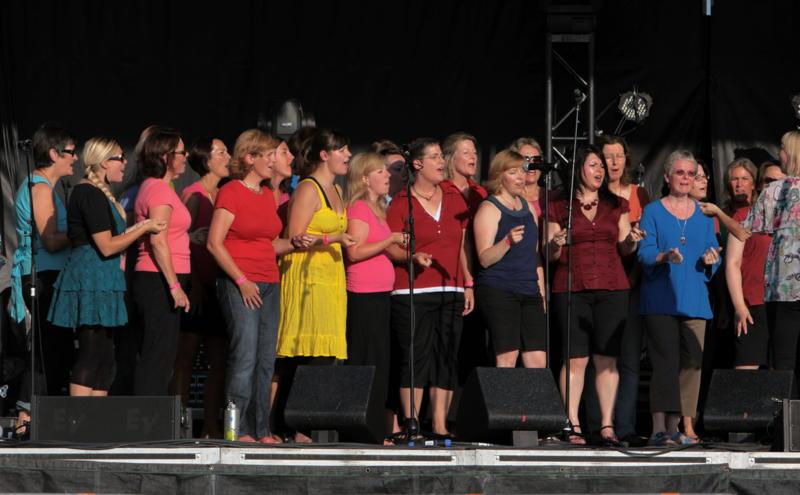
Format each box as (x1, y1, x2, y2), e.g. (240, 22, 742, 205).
(10, 123, 77, 407)
(48, 137, 164, 396)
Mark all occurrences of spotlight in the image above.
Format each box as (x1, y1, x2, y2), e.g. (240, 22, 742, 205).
(618, 89, 653, 123)
(257, 99, 316, 140)
(791, 94, 800, 121)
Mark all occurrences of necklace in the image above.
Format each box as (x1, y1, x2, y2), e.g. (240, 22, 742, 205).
(413, 185, 436, 201)
(240, 179, 261, 194)
(677, 217, 688, 245)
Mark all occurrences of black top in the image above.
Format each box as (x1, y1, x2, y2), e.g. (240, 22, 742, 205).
(67, 183, 120, 249)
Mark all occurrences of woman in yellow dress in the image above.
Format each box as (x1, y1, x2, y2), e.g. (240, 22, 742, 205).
(278, 129, 355, 361)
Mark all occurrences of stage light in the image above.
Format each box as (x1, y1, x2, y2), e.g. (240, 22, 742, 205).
(618, 89, 653, 123)
(791, 94, 800, 121)
(257, 99, 316, 140)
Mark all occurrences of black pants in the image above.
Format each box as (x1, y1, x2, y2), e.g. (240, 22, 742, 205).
(772, 301, 800, 372)
(132, 271, 188, 396)
(20, 270, 74, 400)
(391, 292, 464, 390)
(346, 291, 392, 409)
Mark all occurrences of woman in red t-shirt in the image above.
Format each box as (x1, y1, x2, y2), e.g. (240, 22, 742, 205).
(386, 137, 474, 438)
(546, 144, 643, 445)
(207, 129, 310, 443)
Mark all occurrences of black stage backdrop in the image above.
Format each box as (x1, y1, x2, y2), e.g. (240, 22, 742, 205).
(0, 0, 798, 269)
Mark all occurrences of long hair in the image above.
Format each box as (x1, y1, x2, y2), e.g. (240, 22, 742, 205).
(442, 132, 478, 180)
(600, 134, 634, 186)
(81, 137, 126, 220)
(560, 144, 619, 208)
(345, 152, 388, 215)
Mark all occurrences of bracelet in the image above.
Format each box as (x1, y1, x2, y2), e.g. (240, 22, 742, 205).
(322, 234, 330, 245)
(505, 235, 513, 246)
(234, 275, 248, 286)
(464, 281, 474, 289)
(168, 282, 181, 292)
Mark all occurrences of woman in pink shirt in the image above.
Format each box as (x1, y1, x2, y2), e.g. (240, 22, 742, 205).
(171, 137, 231, 437)
(132, 127, 192, 396)
(345, 152, 407, 439)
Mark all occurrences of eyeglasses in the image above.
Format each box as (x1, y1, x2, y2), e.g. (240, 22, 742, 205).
(694, 175, 708, 182)
(170, 149, 189, 156)
(423, 153, 444, 160)
(671, 170, 697, 178)
(107, 154, 127, 162)
(604, 153, 626, 161)
(60, 148, 78, 156)
(763, 177, 780, 185)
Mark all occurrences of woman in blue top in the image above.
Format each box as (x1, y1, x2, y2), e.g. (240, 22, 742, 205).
(10, 123, 77, 409)
(638, 150, 721, 446)
(473, 149, 546, 369)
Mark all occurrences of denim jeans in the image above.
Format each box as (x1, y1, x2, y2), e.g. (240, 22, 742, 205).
(218, 277, 280, 438)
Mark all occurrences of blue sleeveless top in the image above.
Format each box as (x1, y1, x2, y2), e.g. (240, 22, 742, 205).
(10, 175, 70, 321)
(476, 195, 541, 296)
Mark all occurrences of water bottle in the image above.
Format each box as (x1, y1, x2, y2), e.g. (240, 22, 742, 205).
(224, 400, 239, 441)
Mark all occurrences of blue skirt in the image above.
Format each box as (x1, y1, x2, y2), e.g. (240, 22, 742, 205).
(48, 244, 128, 328)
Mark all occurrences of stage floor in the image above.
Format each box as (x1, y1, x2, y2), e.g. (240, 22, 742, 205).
(1, 441, 800, 494)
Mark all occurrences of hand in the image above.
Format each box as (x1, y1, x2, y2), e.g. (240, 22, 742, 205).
(413, 252, 433, 268)
(506, 225, 525, 246)
(463, 287, 475, 316)
(146, 219, 168, 235)
(391, 231, 409, 247)
(171, 286, 191, 313)
(734, 305, 754, 337)
(339, 232, 356, 247)
(626, 225, 646, 244)
(702, 246, 723, 265)
(291, 234, 315, 250)
(550, 227, 567, 248)
(699, 202, 721, 218)
(239, 280, 263, 309)
(666, 247, 684, 264)
(188, 226, 209, 245)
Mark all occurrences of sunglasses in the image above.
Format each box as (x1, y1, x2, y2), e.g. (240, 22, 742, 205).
(170, 149, 189, 156)
(59, 148, 78, 156)
(107, 154, 127, 162)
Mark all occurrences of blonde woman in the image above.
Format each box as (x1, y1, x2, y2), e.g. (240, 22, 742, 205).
(48, 137, 165, 397)
(344, 152, 407, 439)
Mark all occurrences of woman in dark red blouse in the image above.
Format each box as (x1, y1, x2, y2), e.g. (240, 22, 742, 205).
(546, 144, 643, 445)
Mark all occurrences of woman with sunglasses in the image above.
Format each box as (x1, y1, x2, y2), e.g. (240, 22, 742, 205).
(638, 150, 721, 446)
(132, 127, 192, 396)
(48, 137, 165, 396)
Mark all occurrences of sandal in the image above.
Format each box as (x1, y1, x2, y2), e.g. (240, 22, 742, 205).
(565, 424, 586, 445)
(599, 425, 621, 447)
(647, 431, 677, 447)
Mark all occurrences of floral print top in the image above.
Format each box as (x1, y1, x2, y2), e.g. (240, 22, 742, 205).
(743, 177, 800, 302)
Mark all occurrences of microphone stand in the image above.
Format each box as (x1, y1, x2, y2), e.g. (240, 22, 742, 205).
(18, 140, 41, 411)
(400, 159, 420, 442)
(562, 90, 585, 442)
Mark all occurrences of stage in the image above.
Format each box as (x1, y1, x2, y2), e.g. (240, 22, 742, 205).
(1, 441, 800, 494)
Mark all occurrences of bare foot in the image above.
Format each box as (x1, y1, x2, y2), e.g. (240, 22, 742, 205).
(294, 431, 313, 444)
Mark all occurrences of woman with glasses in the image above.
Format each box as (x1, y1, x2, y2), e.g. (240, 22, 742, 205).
(10, 123, 78, 428)
(743, 131, 800, 372)
(132, 127, 192, 396)
(386, 137, 474, 438)
(48, 137, 165, 397)
(170, 137, 231, 437)
(638, 150, 721, 446)
(546, 144, 642, 446)
(757, 161, 786, 192)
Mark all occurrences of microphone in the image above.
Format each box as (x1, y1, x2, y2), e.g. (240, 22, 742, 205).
(17, 139, 32, 151)
(524, 155, 560, 172)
